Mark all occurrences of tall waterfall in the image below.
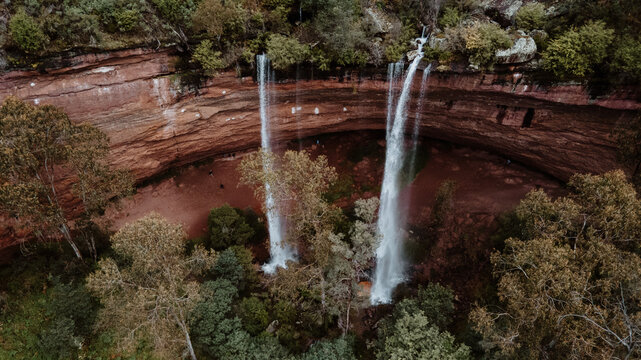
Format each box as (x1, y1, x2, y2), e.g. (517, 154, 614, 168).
(257, 54, 295, 274)
(408, 64, 432, 178)
(371, 36, 429, 304)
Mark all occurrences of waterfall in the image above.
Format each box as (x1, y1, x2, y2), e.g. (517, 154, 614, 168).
(386, 62, 404, 139)
(408, 64, 432, 179)
(371, 35, 429, 305)
(257, 54, 295, 274)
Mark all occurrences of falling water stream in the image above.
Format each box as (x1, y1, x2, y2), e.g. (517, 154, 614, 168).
(371, 35, 429, 304)
(257, 54, 295, 274)
(408, 64, 432, 178)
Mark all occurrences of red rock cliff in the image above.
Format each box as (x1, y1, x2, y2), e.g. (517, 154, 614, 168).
(0, 48, 638, 185)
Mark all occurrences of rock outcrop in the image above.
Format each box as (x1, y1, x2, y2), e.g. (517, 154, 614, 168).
(1, 48, 638, 185)
(496, 35, 537, 64)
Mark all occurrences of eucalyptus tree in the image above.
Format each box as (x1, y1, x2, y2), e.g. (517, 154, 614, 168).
(239, 150, 378, 332)
(471, 171, 641, 359)
(87, 214, 217, 360)
(0, 97, 132, 259)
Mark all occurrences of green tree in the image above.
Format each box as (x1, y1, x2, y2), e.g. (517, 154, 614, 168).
(192, 40, 226, 77)
(471, 171, 641, 359)
(192, 0, 248, 42)
(9, 10, 48, 53)
(377, 310, 471, 360)
(515, 2, 546, 31)
(612, 36, 641, 81)
(87, 214, 217, 360)
(326, 197, 379, 335)
(299, 337, 356, 360)
(207, 204, 255, 249)
(542, 21, 615, 79)
(238, 296, 269, 335)
(213, 248, 244, 287)
(189, 279, 257, 359)
(394, 283, 455, 331)
(0, 97, 132, 259)
(266, 34, 310, 70)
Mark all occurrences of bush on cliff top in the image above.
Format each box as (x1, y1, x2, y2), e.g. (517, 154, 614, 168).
(542, 21, 614, 79)
(9, 10, 48, 53)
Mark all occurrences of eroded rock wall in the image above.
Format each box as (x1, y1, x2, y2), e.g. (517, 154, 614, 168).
(0, 48, 638, 183)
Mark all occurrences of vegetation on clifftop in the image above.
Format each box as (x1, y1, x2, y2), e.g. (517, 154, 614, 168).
(0, 0, 639, 83)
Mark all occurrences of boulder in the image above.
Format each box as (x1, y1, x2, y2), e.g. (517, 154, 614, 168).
(496, 36, 537, 64)
(364, 7, 394, 35)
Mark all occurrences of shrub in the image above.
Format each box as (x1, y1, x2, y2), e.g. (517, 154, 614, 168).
(193, 40, 225, 77)
(464, 21, 511, 66)
(213, 248, 244, 287)
(113, 8, 141, 32)
(192, 0, 248, 42)
(385, 22, 418, 62)
(612, 37, 641, 80)
(152, 0, 196, 26)
(266, 34, 309, 70)
(438, 7, 462, 29)
(542, 21, 614, 79)
(206, 204, 255, 249)
(515, 2, 546, 31)
(9, 10, 48, 53)
(237, 296, 269, 335)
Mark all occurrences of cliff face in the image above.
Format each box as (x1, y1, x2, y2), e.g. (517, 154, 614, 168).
(0, 48, 638, 184)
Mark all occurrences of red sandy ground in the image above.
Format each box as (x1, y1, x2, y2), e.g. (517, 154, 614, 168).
(108, 131, 560, 242)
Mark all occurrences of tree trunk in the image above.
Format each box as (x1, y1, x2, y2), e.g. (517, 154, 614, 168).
(175, 316, 197, 360)
(344, 299, 351, 337)
(60, 223, 82, 259)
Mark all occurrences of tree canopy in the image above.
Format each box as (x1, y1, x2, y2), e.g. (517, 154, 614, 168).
(0, 97, 132, 259)
(471, 170, 641, 359)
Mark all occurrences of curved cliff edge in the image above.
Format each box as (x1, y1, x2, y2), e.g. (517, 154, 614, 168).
(0, 48, 639, 246)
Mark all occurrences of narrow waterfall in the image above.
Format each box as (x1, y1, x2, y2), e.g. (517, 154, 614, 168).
(257, 54, 295, 274)
(371, 36, 429, 304)
(386, 62, 404, 138)
(408, 64, 432, 179)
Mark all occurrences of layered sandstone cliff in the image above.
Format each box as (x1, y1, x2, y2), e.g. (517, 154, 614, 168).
(0, 48, 638, 184)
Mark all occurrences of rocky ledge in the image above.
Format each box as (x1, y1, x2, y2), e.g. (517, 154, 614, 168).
(0, 48, 638, 187)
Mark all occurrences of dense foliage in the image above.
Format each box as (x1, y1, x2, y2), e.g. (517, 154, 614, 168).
(0, 97, 132, 259)
(471, 171, 641, 359)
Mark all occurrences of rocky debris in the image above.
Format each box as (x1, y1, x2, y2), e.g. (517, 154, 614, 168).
(363, 7, 395, 35)
(477, 0, 537, 25)
(496, 35, 537, 64)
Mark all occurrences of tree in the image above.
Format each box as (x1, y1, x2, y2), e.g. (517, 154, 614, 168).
(207, 204, 254, 250)
(326, 197, 379, 335)
(377, 309, 471, 360)
(192, 40, 226, 77)
(189, 278, 252, 359)
(542, 21, 615, 78)
(471, 171, 641, 359)
(239, 151, 378, 332)
(87, 214, 216, 360)
(299, 337, 356, 360)
(212, 248, 245, 287)
(266, 34, 310, 70)
(238, 296, 269, 335)
(0, 97, 132, 259)
(393, 283, 455, 331)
